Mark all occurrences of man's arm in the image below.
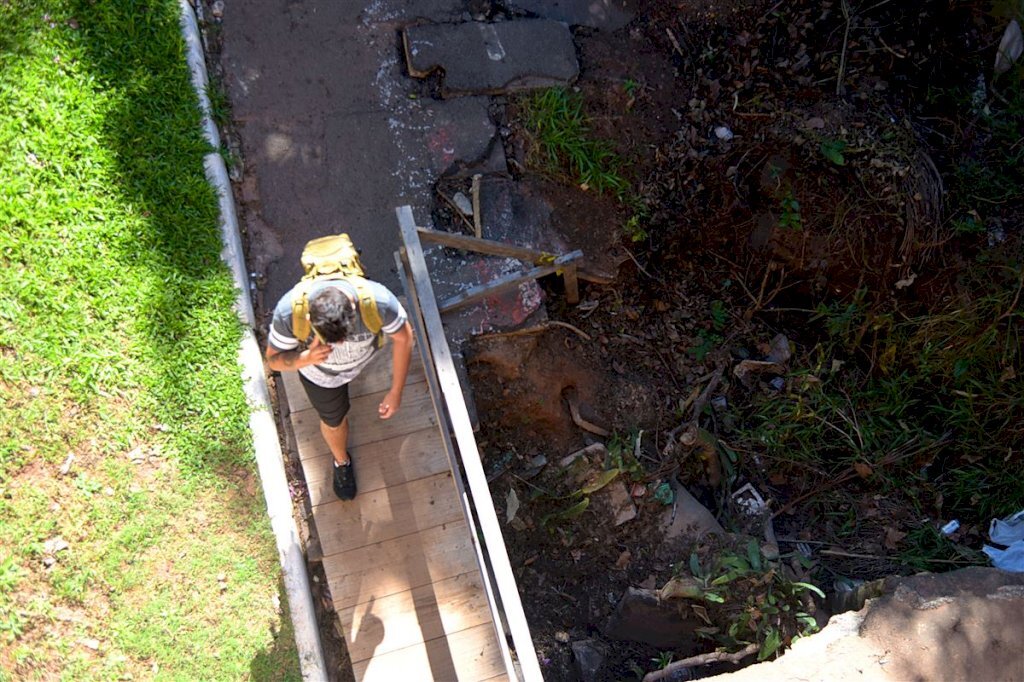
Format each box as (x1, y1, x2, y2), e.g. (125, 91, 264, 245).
(378, 321, 413, 419)
(265, 337, 331, 372)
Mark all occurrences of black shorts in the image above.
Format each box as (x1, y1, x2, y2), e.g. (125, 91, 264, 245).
(299, 374, 351, 427)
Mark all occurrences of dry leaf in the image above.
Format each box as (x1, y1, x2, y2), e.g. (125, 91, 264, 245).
(854, 462, 873, 479)
(884, 526, 907, 550)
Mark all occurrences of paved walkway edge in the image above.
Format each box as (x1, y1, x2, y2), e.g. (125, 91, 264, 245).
(178, 2, 328, 679)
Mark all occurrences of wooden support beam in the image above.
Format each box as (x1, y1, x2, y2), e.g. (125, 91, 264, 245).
(397, 205, 544, 681)
(563, 262, 580, 305)
(438, 250, 582, 314)
(417, 227, 556, 264)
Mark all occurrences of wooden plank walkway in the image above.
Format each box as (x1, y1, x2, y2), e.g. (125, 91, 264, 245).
(280, 348, 509, 682)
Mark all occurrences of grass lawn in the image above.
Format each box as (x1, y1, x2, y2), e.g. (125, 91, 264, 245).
(0, 1, 300, 679)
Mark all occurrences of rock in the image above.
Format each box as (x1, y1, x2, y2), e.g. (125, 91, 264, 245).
(602, 479, 637, 526)
(604, 588, 703, 655)
(404, 20, 579, 96)
(658, 481, 725, 559)
(555, 630, 570, 643)
(44, 537, 69, 554)
(452, 191, 473, 215)
(571, 639, 609, 682)
(559, 443, 607, 468)
(700, 567, 1024, 682)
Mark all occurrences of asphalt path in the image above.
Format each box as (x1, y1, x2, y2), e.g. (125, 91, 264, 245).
(220, 0, 500, 308)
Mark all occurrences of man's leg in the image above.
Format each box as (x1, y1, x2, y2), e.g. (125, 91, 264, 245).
(320, 417, 350, 466)
(299, 374, 357, 500)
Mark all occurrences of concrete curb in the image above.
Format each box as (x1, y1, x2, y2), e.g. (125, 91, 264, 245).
(178, 2, 328, 679)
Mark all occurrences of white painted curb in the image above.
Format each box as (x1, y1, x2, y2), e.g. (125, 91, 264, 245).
(178, 2, 328, 679)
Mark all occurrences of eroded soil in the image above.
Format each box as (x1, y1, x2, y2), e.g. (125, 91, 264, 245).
(466, 0, 1023, 679)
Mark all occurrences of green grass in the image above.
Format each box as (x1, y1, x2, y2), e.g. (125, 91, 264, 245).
(0, 1, 299, 678)
(521, 87, 629, 195)
(519, 87, 651, 240)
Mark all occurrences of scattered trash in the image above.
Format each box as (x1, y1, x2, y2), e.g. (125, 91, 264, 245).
(940, 519, 960, 536)
(630, 483, 647, 498)
(506, 488, 520, 524)
(59, 452, 74, 476)
(522, 454, 547, 480)
(653, 482, 674, 505)
(895, 272, 917, 289)
(555, 630, 571, 643)
(79, 638, 100, 651)
(731, 482, 767, 516)
(994, 19, 1023, 74)
(769, 377, 786, 391)
(714, 125, 734, 141)
(710, 395, 728, 411)
(983, 509, 1024, 572)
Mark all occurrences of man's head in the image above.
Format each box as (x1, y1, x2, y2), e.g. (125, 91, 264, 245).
(308, 286, 357, 343)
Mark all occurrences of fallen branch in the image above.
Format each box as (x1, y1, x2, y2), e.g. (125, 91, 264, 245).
(475, 320, 592, 342)
(664, 369, 723, 456)
(642, 643, 759, 682)
(565, 391, 611, 437)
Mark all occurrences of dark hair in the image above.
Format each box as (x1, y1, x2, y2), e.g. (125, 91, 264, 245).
(308, 286, 357, 343)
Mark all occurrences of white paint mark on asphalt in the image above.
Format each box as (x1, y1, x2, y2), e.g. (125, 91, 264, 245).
(480, 24, 506, 61)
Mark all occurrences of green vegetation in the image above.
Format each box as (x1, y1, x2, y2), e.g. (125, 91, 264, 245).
(0, 1, 298, 678)
(518, 87, 649, 240)
(663, 540, 822, 661)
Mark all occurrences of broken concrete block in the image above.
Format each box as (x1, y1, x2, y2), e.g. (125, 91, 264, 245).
(404, 19, 579, 95)
(604, 587, 703, 654)
(506, 0, 633, 31)
(571, 639, 609, 682)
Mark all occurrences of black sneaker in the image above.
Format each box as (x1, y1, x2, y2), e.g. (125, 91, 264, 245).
(333, 460, 356, 501)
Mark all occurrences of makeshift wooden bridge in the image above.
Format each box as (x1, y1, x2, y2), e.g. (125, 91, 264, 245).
(278, 207, 578, 681)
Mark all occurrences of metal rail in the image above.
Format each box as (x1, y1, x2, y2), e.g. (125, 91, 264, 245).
(395, 206, 544, 682)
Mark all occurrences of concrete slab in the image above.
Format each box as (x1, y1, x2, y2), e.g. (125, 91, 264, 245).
(404, 19, 579, 96)
(507, 0, 634, 31)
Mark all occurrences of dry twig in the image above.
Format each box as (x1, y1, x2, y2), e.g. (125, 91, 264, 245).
(643, 643, 759, 682)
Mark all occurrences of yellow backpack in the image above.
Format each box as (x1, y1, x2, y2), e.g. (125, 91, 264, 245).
(291, 234, 383, 346)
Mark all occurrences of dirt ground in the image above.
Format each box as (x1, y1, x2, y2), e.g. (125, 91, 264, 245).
(465, 0, 1024, 679)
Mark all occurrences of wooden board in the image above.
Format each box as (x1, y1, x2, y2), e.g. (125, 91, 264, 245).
(290, 381, 437, 456)
(325, 518, 478, 611)
(279, 351, 427, 413)
(340, 571, 493, 663)
(352, 622, 507, 682)
(316, 471, 464, 556)
(303, 427, 449, 506)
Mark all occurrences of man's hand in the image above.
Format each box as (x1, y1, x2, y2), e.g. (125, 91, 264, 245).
(378, 388, 402, 420)
(265, 336, 331, 372)
(303, 336, 332, 365)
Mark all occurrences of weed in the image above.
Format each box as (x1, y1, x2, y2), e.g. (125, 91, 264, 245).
(651, 651, 674, 669)
(521, 87, 628, 195)
(819, 138, 847, 166)
(624, 78, 640, 98)
(777, 191, 802, 230)
(606, 429, 645, 481)
(670, 541, 823, 661)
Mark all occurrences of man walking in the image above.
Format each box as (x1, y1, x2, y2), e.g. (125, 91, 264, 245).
(265, 278, 413, 500)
